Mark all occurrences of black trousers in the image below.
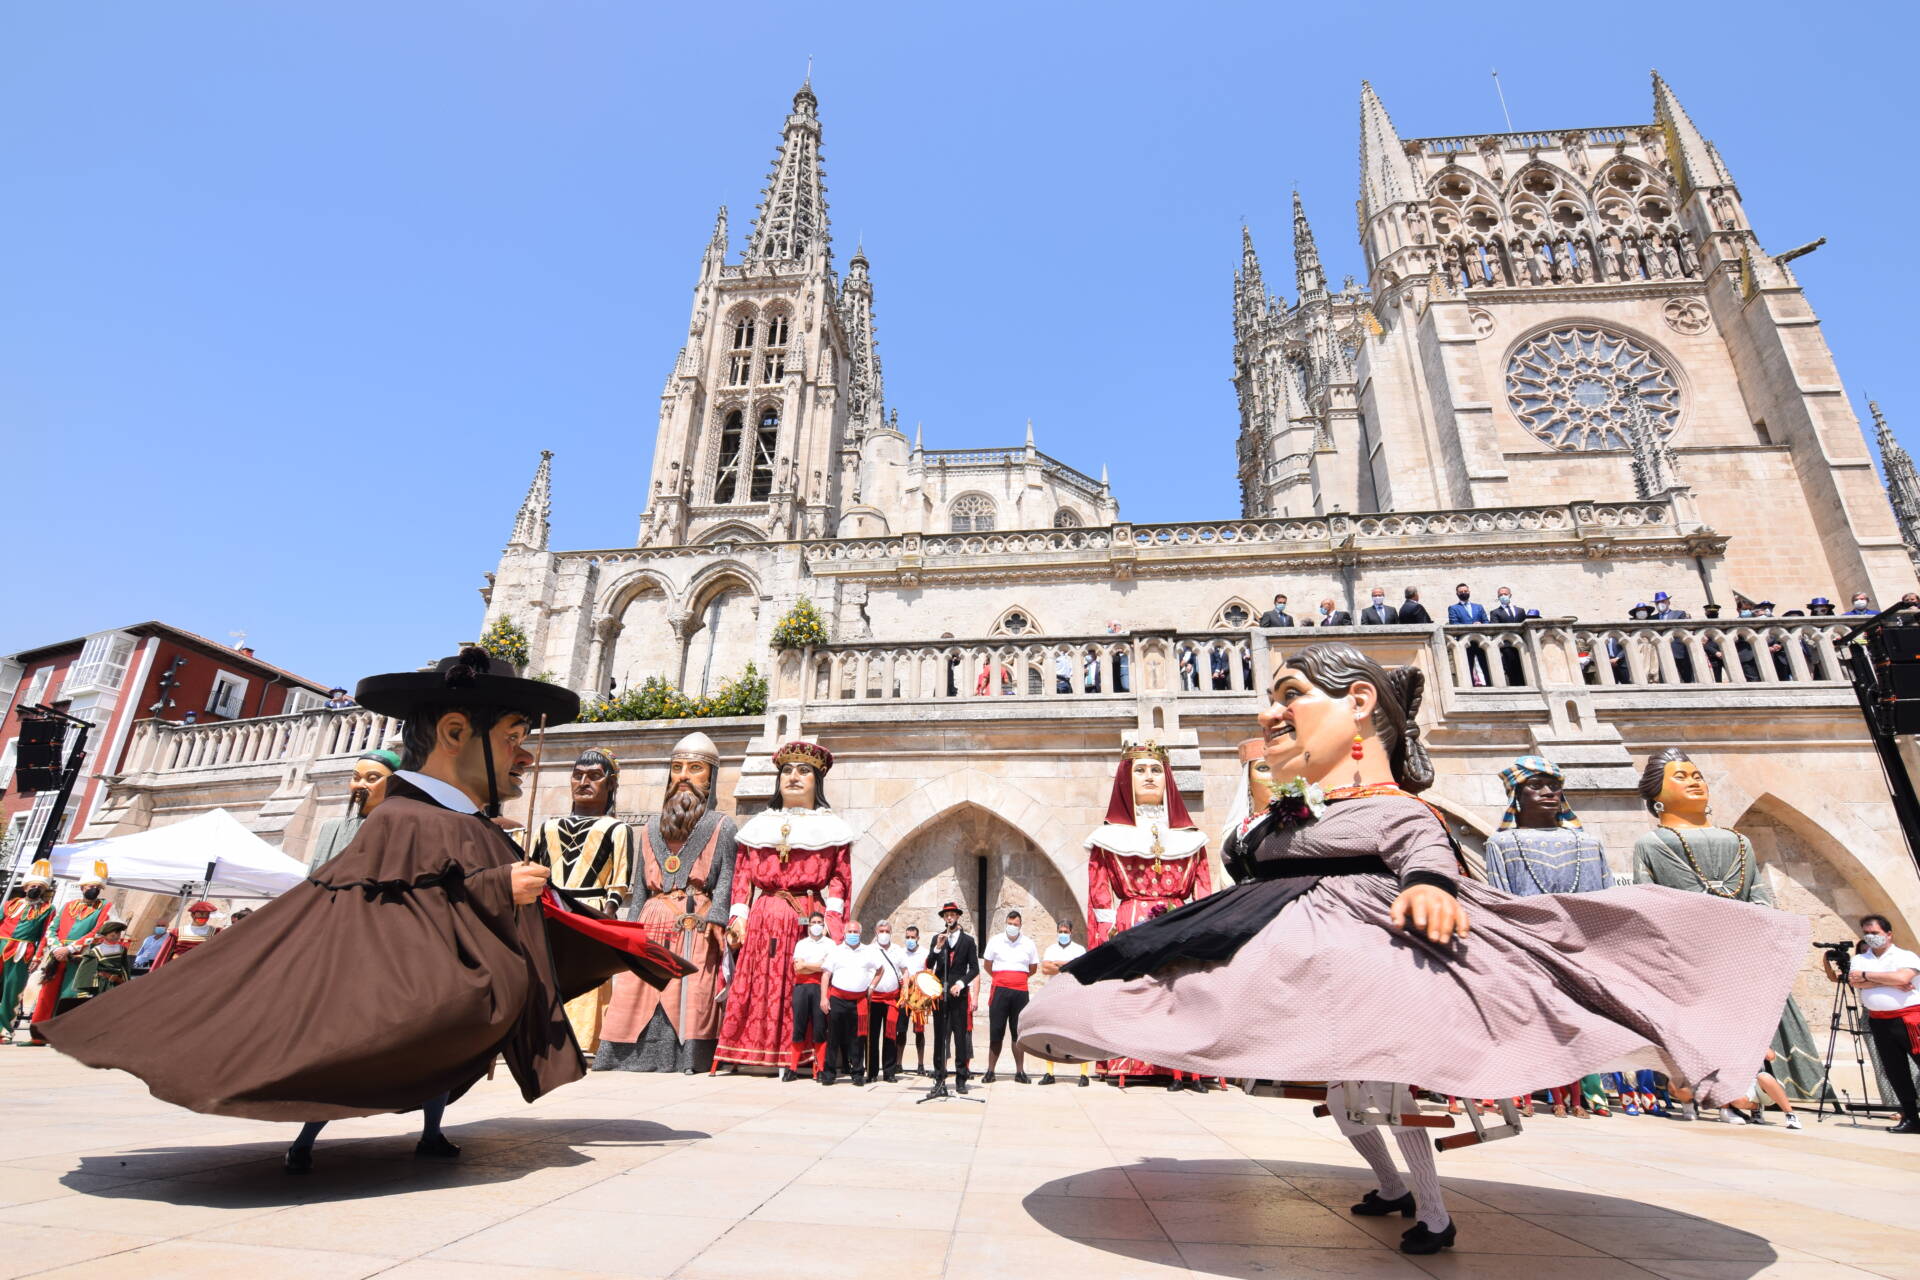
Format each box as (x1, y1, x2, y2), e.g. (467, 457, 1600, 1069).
(825, 995, 864, 1080)
(932, 1001, 972, 1084)
(988, 986, 1029, 1050)
(1868, 1014, 1920, 1119)
(864, 1000, 900, 1078)
(791, 982, 827, 1057)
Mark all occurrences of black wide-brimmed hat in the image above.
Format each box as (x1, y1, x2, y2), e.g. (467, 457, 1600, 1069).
(355, 647, 580, 727)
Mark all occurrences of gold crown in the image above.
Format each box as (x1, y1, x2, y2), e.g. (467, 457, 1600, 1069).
(773, 739, 834, 774)
(1122, 740, 1169, 764)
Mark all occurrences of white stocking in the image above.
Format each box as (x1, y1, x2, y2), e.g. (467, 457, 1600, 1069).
(1392, 1126, 1449, 1231)
(1344, 1128, 1408, 1199)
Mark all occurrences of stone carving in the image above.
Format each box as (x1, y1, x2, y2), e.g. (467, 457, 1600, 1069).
(1468, 307, 1496, 338)
(1662, 297, 1712, 335)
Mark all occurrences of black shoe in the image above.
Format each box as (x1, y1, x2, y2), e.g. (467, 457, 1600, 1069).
(957, 1079, 970, 1095)
(1037, 1073, 1057, 1086)
(283, 1146, 314, 1175)
(982, 1071, 996, 1084)
(1891, 1117, 1920, 1134)
(415, 1134, 461, 1160)
(1350, 1190, 1416, 1218)
(1015, 1071, 1031, 1084)
(1400, 1221, 1456, 1255)
(1077, 1075, 1090, 1088)
(820, 1073, 836, 1086)
(779, 1067, 795, 1083)
(883, 1071, 898, 1084)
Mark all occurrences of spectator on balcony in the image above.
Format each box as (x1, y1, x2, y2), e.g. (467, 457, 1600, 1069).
(1107, 622, 1132, 693)
(1846, 592, 1877, 616)
(1652, 592, 1695, 683)
(1315, 598, 1353, 627)
(322, 688, 354, 710)
(1489, 589, 1524, 625)
(1054, 650, 1073, 694)
(1209, 645, 1231, 691)
(1361, 588, 1398, 626)
(1903, 592, 1920, 608)
(1751, 601, 1794, 679)
(1178, 646, 1199, 691)
(1397, 587, 1431, 625)
(1488, 590, 1527, 685)
(1257, 594, 1295, 629)
(1448, 586, 1492, 685)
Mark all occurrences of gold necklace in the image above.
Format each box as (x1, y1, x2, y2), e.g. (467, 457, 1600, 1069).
(1666, 826, 1751, 899)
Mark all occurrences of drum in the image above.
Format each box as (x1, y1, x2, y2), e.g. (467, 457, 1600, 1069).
(901, 970, 943, 1016)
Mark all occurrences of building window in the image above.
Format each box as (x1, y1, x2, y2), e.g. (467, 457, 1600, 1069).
(0, 741, 15, 791)
(1052, 508, 1082, 528)
(749, 408, 779, 502)
(282, 688, 325, 715)
(995, 610, 1033, 636)
(22, 667, 52, 708)
(1221, 604, 1252, 627)
(765, 312, 790, 347)
(207, 671, 250, 719)
(762, 352, 786, 382)
(950, 493, 996, 533)
(21, 790, 59, 851)
(730, 315, 755, 350)
(65, 633, 136, 696)
(1506, 326, 1681, 450)
(761, 311, 789, 383)
(714, 410, 745, 503)
(728, 353, 753, 386)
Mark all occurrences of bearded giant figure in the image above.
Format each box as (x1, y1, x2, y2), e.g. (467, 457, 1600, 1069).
(713, 740, 853, 1073)
(1086, 741, 1210, 1082)
(595, 732, 738, 1074)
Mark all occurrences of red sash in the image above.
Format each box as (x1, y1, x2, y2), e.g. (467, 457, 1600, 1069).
(828, 984, 871, 1036)
(990, 969, 1031, 992)
(870, 987, 901, 1035)
(1870, 1005, 1920, 1054)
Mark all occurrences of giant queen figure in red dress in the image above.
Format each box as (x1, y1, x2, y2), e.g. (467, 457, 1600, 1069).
(1086, 741, 1211, 1086)
(713, 740, 853, 1073)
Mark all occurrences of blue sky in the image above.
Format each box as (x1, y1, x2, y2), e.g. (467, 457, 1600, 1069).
(4, 1, 1915, 688)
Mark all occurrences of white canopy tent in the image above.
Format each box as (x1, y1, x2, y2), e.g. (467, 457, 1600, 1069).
(48, 809, 309, 899)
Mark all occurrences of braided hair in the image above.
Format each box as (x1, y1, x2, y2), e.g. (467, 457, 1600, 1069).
(1281, 642, 1435, 794)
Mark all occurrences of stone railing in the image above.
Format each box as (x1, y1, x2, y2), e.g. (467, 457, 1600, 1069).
(1416, 126, 1640, 154)
(778, 632, 1261, 706)
(117, 708, 403, 778)
(1439, 618, 1855, 692)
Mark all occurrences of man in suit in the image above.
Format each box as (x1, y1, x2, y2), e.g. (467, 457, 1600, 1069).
(1489, 587, 1527, 686)
(1397, 587, 1431, 625)
(1256, 593, 1294, 629)
(1314, 598, 1354, 626)
(1447, 584, 1492, 686)
(1652, 591, 1695, 683)
(925, 901, 980, 1098)
(1360, 588, 1398, 626)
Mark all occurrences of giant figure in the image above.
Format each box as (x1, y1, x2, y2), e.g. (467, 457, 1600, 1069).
(713, 739, 852, 1073)
(527, 746, 635, 1052)
(26, 859, 114, 1040)
(597, 731, 738, 1073)
(1, 861, 56, 1042)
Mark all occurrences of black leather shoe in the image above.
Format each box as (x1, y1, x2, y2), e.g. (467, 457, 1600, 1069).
(415, 1134, 461, 1160)
(1037, 1073, 1056, 1086)
(283, 1147, 314, 1175)
(779, 1068, 796, 1083)
(1076, 1075, 1090, 1088)
(820, 1073, 836, 1086)
(957, 1079, 970, 1095)
(1891, 1117, 1920, 1134)
(1015, 1071, 1031, 1084)
(982, 1071, 996, 1084)
(1400, 1221, 1456, 1255)
(1350, 1190, 1416, 1218)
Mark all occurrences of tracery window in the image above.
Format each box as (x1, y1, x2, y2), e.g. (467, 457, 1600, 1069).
(713, 410, 745, 503)
(749, 407, 779, 502)
(1052, 508, 1082, 528)
(950, 493, 996, 533)
(993, 609, 1034, 636)
(1506, 326, 1680, 451)
(1219, 603, 1252, 628)
(730, 315, 755, 349)
(762, 311, 790, 382)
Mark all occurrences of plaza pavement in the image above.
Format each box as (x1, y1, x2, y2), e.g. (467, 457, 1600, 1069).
(1, 1047, 1916, 1280)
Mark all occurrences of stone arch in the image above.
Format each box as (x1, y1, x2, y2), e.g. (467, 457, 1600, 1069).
(598, 568, 680, 696)
(1210, 597, 1259, 630)
(681, 563, 764, 696)
(698, 522, 765, 546)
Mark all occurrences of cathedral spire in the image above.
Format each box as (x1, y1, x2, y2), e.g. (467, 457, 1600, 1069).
(508, 450, 553, 552)
(744, 81, 831, 264)
(708, 205, 729, 257)
(1292, 190, 1325, 297)
(1872, 400, 1920, 568)
(1358, 81, 1416, 219)
(838, 240, 885, 434)
(1651, 70, 1730, 196)
(1235, 224, 1268, 337)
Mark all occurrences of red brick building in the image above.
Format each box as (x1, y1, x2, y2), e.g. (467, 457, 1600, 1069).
(0, 623, 331, 861)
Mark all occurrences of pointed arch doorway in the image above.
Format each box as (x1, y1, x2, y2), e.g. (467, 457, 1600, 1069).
(855, 803, 1080, 952)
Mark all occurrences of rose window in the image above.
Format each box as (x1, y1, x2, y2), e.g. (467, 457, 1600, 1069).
(1506, 326, 1680, 450)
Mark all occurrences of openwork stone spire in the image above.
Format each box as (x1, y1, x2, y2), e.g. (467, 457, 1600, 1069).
(1292, 190, 1325, 297)
(1235, 224, 1267, 340)
(1358, 81, 1415, 219)
(745, 81, 830, 263)
(1651, 71, 1730, 197)
(1872, 401, 1920, 569)
(839, 242, 885, 434)
(508, 450, 553, 552)
(1626, 394, 1679, 499)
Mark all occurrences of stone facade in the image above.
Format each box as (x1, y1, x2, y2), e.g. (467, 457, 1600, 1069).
(79, 75, 1920, 1057)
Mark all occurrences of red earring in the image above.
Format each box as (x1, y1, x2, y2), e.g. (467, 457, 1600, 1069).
(1351, 734, 1365, 760)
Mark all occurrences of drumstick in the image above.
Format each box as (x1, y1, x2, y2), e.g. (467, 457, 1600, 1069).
(521, 713, 549, 857)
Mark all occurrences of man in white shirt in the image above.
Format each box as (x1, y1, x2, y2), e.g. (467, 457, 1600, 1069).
(821, 920, 882, 1086)
(980, 910, 1041, 1084)
(787, 912, 834, 1084)
(1839, 914, 1920, 1133)
(897, 924, 929, 1075)
(1036, 921, 1090, 1087)
(863, 919, 908, 1083)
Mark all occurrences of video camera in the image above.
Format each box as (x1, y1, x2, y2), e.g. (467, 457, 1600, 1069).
(1814, 939, 1857, 976)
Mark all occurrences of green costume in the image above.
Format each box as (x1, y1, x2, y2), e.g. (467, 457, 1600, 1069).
(66, 935, 134, 1000)
(1632, 826, 1827, 1101)
(45, 897, 113, 1003)
(1, 896, 56, 1034)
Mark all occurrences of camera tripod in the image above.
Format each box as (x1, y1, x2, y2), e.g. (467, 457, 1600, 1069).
(1812, 947, 1898, 1124)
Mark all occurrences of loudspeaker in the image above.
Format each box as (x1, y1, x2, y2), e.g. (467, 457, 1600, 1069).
(1872, 626, 1920, 665)
(13, 717, 63, 793)
(1886, 668, 1920, 700)
(1879, 699, 1920, 737)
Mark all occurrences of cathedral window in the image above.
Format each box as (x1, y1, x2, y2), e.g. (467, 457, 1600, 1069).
(1506, 326, 1681, 451)
(1052, 508, 1082, 528)
(728, 353, 753, 386)
(765, 312, 790, 347)
(713, 410, 745, 503)
(749, 407, 779, 501)
(762, 352, 786, 382)
(731, 315, 755, 349)
(950, 493, 996, 533)
(992, 608, 1035, 636)
(761, 310, 789, 383)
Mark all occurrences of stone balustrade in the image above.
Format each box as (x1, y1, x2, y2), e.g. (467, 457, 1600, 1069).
(1440, 617, 1855, 693)
(117, 708, 403, 781)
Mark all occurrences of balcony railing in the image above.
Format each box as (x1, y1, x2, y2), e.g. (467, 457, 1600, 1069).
(119, 707, 402, 777)
(1440, 618, 1854, 693)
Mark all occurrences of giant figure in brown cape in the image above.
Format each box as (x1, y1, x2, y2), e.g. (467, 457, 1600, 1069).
(34, 648, 691, 1164)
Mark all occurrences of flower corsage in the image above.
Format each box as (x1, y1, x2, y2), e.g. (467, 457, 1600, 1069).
(1267, 777, 1329, 827)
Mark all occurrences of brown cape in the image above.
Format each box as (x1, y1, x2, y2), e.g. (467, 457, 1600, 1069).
(34, 777, 668, 1122)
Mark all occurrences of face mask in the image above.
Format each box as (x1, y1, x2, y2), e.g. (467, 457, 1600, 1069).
(1498, 596, 1511, 606)
(1738, 609, 1753, 618)
(808, 923, 824, 939)
(905, 939, 919, 952)
(1005, 925, 1020, 939)
(1372, 597, 1384, 608)
(876, 932, 891, 946)
(845, 933, 861, 947)
(1865, 933, 1892, 950)
(1057, 932, 1071, 947)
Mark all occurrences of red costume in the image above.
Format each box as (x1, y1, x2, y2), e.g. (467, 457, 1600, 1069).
(713, 742, 854, 1071)
(149, 901, 221, 971)
(1085, 745, 1210, 1084)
